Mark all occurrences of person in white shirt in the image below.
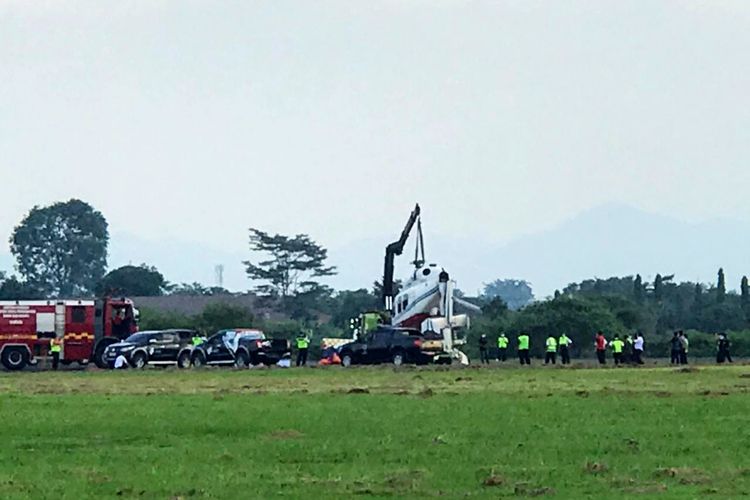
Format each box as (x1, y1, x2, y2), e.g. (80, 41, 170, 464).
(633, 333, 645, 365)
(114, 354, 129, 369)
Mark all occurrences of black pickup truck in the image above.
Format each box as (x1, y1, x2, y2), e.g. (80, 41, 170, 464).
(103, 329, 197, 368)
(189, 329, 291, 368)
(338, 326, 440, 367)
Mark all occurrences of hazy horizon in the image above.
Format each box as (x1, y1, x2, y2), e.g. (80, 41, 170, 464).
(2, 1, 749, 296)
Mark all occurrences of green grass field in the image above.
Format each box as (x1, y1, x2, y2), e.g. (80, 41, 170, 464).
(1, 365, 749, 498)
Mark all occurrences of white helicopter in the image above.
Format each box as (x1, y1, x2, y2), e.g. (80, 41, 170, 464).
(383, 204, 479, 364)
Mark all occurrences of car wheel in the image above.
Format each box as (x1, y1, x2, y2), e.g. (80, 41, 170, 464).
(235, 350, 249, 368)
(177, 351, 192, 369)
(392, 351, 405, 366)
(94, 339, 118, 369)
(341, 353, 353, 368)
(1, 348, 28, 371)
(130, 351, 148, 369)
(192, 351, 207, 368)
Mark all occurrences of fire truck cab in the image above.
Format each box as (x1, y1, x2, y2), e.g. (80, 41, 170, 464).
(0, 297, 137, 371)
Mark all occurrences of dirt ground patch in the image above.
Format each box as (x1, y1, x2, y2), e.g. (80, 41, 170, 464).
(265, 429, 304, 440)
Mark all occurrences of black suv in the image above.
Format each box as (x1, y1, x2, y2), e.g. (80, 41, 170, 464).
(103, 329, 196, 368)
(189, 329, 291, 368)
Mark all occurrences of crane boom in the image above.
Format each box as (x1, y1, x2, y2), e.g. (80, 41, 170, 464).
(382, 203, 422, 312)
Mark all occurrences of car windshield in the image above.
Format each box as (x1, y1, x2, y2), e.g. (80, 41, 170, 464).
(124, 333, 155, 343)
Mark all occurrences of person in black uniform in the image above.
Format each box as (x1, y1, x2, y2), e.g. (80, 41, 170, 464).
(478, 334, 490, 365)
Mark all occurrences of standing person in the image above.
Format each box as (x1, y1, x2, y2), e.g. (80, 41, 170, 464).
(49, 337, 62, 371)
(633, 332, 645, 365)
(595, 331, 607, 365)
(678, 331, 689, 365)
(545, 334, 557, 365)
(558, 333, 572, 365)
(496, 333, 509, 362)
(610, 335, 625, 366)
(717, 333, 732, 364)
(517, 332, 531, 365)
(295, 331, 310, 367)
(624, 334, 634, 364)
(670, 331, 682, 365)
(478, 334, 490, 365)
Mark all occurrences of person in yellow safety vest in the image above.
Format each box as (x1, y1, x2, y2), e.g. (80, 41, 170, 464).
(192, 335, 204, 347)
(517, 333, 531, 365)
(544, 334, 557, 365)
(610, 334, 625, 366)
(624, 334, 634, 364)
(558, 333, 572, 365)
(496, 333, 509, 362)
(49, 337, 62, 371)
(295, 331, 311, 367)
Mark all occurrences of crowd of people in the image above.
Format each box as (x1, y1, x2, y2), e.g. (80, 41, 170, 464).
(477, 330, 735, 366)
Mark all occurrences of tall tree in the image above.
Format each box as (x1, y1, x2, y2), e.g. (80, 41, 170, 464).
(693, 283, 703, 307)
(168, 282, 228, 296)
(0, 272, 36, 299)
(481, 279, 534, 310)
(244, 229, 336, 298)
(98, 264, 168, 297)
(717, 268, 726, 303)
(330, 289, 379, 328)
(10, 199, 108, 296)
(633, 274, 644, 303)
(741, 276, 749, 307)
(371, 279, 402, 305)
(654, 274, 663, 301)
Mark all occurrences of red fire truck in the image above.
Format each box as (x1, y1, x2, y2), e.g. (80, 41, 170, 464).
(0, 297, 138, 370)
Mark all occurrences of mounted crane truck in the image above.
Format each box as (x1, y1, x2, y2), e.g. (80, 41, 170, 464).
(327, 204, 477, 365)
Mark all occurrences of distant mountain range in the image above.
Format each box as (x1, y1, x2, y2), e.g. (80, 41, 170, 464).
(1, 204, 747, 298)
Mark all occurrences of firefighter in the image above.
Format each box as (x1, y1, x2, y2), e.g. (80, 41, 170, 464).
(496, 333, 509, 362)
(611, 334, 625, 366)
(295, 331, 311, 367)
(517, 332, 531, 365)
(558, 333, 572, 365)
(544, 334, 557, 365)
(49, 337, 62, 370)
(478, 334, 490, 365)
(595, 331, 607, 365)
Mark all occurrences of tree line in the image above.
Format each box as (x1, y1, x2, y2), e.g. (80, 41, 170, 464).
(469, 270, 750, 359)
(2, 199, 748, 358)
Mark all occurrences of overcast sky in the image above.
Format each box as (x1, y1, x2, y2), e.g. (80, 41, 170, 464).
(1, 1, 749, 291)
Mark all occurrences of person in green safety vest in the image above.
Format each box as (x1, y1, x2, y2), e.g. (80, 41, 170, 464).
(496, 333, 509, 362)
(192, 335, 204, 347)
(610, 334, 625, 366)
(544, 334, 557, 365)
(624, 334, 634, 364)
(517, 333, 530, 365)
(295, 331, 311, 367)
(49, 337, 62, 371)
(558, 333, 572, 365)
